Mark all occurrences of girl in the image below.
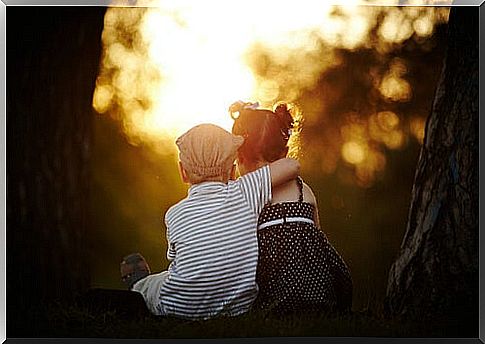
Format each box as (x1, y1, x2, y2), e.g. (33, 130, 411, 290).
(230, 101, 353, 315)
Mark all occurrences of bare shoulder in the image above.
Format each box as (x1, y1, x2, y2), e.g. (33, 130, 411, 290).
(301, 179, 318, 206)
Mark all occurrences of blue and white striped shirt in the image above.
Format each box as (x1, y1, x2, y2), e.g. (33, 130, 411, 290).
(159, 165, 271, 319)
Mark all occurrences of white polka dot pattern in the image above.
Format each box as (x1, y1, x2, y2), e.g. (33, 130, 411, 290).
(255, 177, 353, 315)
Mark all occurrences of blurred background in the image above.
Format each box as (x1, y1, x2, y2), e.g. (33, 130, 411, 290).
(89, 4, 450, 311)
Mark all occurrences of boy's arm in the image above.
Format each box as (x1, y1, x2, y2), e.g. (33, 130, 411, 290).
(268, 158, 300, 188)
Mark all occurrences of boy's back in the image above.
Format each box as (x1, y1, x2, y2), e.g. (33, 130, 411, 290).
(161, 165, 271, 319)
(126, 123, 299, 320)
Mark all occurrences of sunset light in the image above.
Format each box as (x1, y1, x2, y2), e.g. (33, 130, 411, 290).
(92, 2, 449, 185)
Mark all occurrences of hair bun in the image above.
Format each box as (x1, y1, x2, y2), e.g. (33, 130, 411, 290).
(274, 103, 288, 115)
(229, 101, 260, 120)
(274, 102, 294, 130)
(229, 101, 245, 120)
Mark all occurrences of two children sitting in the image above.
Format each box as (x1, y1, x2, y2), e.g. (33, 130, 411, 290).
(120, 123, 299, 320)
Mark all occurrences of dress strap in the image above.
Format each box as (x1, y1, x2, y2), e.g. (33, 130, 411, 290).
(296, 176, 304, 203)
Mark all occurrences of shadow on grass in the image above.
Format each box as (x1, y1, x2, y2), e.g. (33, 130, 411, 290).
(7, 289, 477, 339)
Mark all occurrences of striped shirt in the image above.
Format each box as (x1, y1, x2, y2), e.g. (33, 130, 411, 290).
(158, 165, 272, 319)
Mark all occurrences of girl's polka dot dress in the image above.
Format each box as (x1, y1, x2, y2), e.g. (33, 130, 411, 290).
(255, 177, 353, 315)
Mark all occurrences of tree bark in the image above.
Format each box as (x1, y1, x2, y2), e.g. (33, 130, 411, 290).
(385, 7, 478, 320)
(7, 7, 106, 312)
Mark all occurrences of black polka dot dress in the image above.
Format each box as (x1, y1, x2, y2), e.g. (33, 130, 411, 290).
(255, 177, 353, 315)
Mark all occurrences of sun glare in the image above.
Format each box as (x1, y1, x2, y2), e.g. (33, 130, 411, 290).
(92, 2, 449, 184)
(94, 3, 446, 140)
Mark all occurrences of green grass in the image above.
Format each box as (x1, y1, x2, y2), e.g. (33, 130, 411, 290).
(8, 299, 476, 339)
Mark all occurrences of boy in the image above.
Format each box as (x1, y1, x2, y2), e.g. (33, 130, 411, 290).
(121, 123, 299, 320)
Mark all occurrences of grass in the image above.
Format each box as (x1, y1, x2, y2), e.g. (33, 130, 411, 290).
(8, 296, 476, 339)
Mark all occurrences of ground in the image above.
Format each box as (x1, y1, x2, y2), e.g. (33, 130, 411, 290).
(7, 291, 477, 339)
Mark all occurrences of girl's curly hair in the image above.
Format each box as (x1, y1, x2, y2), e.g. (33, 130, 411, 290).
(229, 101, 302, 164)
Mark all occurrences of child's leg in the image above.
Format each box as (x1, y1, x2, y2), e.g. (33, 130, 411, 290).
(131, 271, 169, 315)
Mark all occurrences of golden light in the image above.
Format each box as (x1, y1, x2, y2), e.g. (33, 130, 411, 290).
(377, 111, 400, 131)
(410, 116, 427, 143)
(383, 130, 404, 149)
(321, 147, 339, 174)
(378, 8, 413, 44)
(414, 14, 434, 37)
(379, 76, 412, 102)
(93, 84, 114, 114)
(258, 80, 280, 104)
(93, 4, 448, 146)
(354, 149, 386, 187)
(342, 141, 367, 165)
(368, 111, 405, 150)
(92, 3, 449, 188)
(379, 58, 412, 102)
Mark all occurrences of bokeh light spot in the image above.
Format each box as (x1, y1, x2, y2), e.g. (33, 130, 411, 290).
(342, 141, 366, 165)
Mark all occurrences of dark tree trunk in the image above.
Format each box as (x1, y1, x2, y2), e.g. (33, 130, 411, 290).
(386, 6, 478, 323)
(7, 6, 106, 319)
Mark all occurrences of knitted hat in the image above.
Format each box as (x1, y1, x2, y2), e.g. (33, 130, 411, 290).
(176, 124, 244, 179)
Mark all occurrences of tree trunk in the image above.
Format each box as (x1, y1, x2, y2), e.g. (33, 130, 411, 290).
(7, 6, 106, 314)
(385, 6, 478, 321)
